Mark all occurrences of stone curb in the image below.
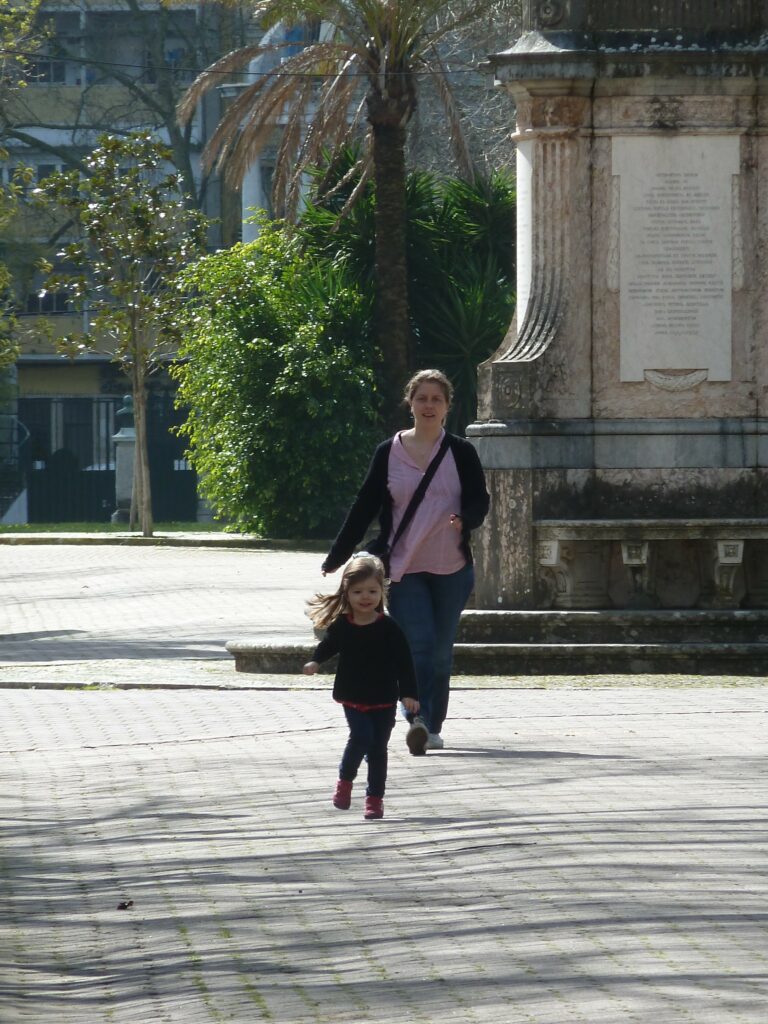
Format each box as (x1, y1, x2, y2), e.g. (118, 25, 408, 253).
(1, 662, 765, 692)
(0, 531, 329, 550)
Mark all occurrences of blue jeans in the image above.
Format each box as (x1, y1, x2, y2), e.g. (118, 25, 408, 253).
(388, 563, 474, 734)
(339, 705, 396, 798)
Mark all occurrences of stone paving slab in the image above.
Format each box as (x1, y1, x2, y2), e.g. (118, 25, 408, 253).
(0, 545, 328, 664)
(1, 686, 767, 1023)
(2, 542, 768, 1022)
(2, 544, 766, 693)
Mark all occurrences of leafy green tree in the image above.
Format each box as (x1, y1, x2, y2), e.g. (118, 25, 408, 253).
(0, 164, 30, 372)
(172, 217, 380, 537)
(0, 0, 41, 369)
(178, 0, 497, 428)
(32, 133, 208, 536)
(301, 154, 515, 431)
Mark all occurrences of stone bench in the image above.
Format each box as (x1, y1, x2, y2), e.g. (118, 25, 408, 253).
(534, 518, 768, 609)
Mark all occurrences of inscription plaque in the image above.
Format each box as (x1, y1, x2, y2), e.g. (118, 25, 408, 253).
(612, 135, 740, 383)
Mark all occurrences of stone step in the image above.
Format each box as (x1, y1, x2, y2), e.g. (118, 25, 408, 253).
(458, 609, 768, 644)
(226, 638, 768, 676)
(451, 642, 767, 675)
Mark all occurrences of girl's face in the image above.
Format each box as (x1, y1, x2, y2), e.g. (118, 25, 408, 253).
(346, 575, 383, 618)
(410, 382, 449, 426)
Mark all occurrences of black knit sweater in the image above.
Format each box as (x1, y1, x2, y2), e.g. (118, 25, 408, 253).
(322, 433, 490, 574)
(311, 614, 418, 705)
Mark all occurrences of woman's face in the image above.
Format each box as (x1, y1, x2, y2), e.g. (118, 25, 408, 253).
(410, 382, 449, 426)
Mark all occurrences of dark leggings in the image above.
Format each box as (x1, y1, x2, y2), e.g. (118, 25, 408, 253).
(339, 704, 396, 798)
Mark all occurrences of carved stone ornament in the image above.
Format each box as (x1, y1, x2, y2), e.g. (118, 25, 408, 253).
(537, 1, 565, 27)
(644, 369, 709, 392)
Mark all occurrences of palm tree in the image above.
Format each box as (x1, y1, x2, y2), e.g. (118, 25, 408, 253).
(177, 0, 495, 426)
(301, 155, 516, 431)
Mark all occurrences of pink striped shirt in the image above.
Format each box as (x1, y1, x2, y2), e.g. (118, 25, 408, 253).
(387, 431, 466, 583)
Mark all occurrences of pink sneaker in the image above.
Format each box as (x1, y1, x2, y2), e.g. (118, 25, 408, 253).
(364, 796, 384, 820)
(333, 779, 353, 809)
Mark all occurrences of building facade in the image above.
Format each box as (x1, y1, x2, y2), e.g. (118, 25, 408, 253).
(1, 0, 256, 523)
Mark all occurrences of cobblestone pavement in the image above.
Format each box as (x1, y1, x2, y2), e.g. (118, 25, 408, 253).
(1, 686, 767, 1023)
(0, 543, 325, 665)
(1, 543, 765, 691)
(1, 544, 768, 1022)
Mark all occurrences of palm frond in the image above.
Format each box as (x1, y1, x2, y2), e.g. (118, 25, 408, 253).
(208, 42, 351, 184)
(294, 70, 360, 172)
(226, 77, 309, 185)
(334, 149, 373, 224)
(315, 150, 365, 203)
(177, 43, 283, 126)
(428, 46, 475, 181)
(198, 75, 278, 173)
(272, 78, 316, 216)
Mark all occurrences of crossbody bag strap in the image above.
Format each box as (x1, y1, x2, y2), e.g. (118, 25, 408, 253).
(388, 434, 451, 555)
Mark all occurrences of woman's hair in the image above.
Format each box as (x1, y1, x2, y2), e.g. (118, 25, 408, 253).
(306, 554, 388, 630)
(403, 368, 453, 407)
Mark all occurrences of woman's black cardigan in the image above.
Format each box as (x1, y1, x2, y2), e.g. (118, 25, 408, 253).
(322, 433, 490, 574)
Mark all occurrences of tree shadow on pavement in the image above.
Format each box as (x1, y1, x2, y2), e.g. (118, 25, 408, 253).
(0, 638, 228, 662)
(1, 691, 766, 1023)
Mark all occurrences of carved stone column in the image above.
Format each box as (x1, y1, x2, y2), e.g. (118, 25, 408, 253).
(485, 107, 593, 422)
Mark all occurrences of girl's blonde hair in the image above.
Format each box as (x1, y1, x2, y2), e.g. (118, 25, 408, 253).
(306, 554, 388, 630)
(403, 368, 453, 407)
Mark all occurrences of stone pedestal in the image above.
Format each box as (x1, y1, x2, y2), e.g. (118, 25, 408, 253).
(469, 0, 768, 610)
(111, 428, 135, 524)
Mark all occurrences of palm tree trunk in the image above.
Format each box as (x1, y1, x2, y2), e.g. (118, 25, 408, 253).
(369, 115, 412, 431)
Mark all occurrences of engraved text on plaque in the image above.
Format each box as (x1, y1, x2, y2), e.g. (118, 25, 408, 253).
(612, 135, 739, 383)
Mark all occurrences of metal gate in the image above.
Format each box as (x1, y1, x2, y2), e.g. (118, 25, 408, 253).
(147, 391, 198, 522)
(18, 393, 198, 523)
(20, 396, 117, 523)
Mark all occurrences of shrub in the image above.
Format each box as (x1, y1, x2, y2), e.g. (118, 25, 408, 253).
(173, 221, 380, 537)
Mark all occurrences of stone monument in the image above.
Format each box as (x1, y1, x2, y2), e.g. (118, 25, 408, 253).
(111, 394, 135, 524)
(470, 0, 768, 611)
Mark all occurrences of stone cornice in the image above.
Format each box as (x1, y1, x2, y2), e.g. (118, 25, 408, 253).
(490, 42, 768, 83)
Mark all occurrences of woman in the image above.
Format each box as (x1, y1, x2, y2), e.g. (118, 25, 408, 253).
(321, 369, 490, 755)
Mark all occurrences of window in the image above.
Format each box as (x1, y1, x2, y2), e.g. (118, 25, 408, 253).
(36, 164, 64, 183)
(84, 10, 197, 85)
(26, 58, 65, 84)
(26, 13, 82, 86)
(25, 291, 71, 315)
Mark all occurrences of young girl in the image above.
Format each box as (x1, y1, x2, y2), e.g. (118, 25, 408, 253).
(303, 554, 419, 820)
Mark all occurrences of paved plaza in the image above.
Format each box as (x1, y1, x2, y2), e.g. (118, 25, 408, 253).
(1, 543, 767, 1022)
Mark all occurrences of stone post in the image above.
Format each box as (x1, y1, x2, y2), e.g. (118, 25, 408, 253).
(111, 394, 135, 525)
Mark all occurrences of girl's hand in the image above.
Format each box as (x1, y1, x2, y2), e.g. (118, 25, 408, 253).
(402, 697, 420, 713)
(303, 661, 319, 675)
(449, 514, 462, 531)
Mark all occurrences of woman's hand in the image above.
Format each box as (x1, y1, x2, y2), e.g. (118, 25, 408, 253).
(303, 661, 319, 675)
(449, 513, 463, 531)
(402, 697, 420, 714)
